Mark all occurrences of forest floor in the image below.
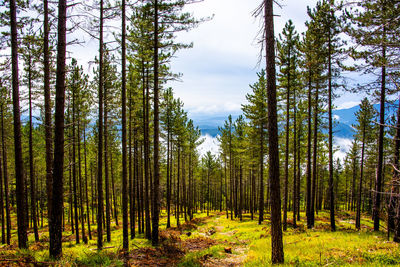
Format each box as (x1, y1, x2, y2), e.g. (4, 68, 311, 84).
(0, 210, 399, 266)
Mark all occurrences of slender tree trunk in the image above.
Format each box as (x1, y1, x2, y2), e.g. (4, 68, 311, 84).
(152, 0, 161, 246)
(121, 0, 129, 249)
(1, 105, 11, 245)
(129, 88, 135, 239)
(265, 0, 284, 263)
(259, 120, 264, 225)
(297, 114, 302, 221)
(72, 86, 79, 244)
(83, 126, 92, 240)
(392, 97, 400, 241)
(239, 160, 243, 221)
(0, 118, 4, 244)
(306, 69, 313, 229)
(49, 0, 67, 257)
(97, 0, 105, 250)
(166, 119, 171, 228)
(373, 42, 386, 232)
(293, 85, 297, 228)
(10, 0, 27, 249)
(142, 64, 151, 240)
(283, 54, 290, 231)
(311, 81, 319, 227)
(28, 51, 39, 242)
(229, 120, 233, 220)
(104, 70, 111, 243)
(78, 117, 86, 243)
(177, 147, 181, 224)
(327, 21, 336, 232)
(43, 0, 53, 224)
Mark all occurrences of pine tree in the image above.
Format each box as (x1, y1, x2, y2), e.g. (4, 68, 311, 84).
(50, 0, 67, 257)
(354, 98, 376, 229)
(264, 0, 284, 263)
(346, 0, 400, 231)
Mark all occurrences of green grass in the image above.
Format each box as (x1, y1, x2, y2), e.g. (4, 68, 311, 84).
(0, 210, 399, 266)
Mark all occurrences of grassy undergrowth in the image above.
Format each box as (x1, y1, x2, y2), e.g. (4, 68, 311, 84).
(0, 210, 399, 266)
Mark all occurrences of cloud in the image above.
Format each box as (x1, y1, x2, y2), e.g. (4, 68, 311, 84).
(197, 134, 221, 157)
(334, 137, 353, 161)
(336, 101, 360, 110)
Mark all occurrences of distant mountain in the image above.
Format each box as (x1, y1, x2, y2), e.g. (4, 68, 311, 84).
(194, 103, 392, 139)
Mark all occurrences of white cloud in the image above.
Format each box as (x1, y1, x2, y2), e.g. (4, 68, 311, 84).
(334, 137, 353, 161)
(197, 134, 221, 157)
(333, 114, 340, 121)
(336, 101, 360, 110)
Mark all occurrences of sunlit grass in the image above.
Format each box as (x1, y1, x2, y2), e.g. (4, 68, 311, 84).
(0, 210, 399, 266)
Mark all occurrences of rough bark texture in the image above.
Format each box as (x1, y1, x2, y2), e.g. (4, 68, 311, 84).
(10, 0, 28, 249)
(121, 0, 129, 250)
(43, 0, 53, 222)
(328, 29, 336, 232)
(373, 44, 386, 232)
(265, 0, 284, 263)
(49, 0, 67, 257)
(152, 0, 160, 246)
(97, 0, 104, 250)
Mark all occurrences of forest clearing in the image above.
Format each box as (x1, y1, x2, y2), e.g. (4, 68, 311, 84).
(0, 211, 399, 266)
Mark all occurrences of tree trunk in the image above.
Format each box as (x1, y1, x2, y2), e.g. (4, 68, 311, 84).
(104, 68, 111, 243)
(43, 0, 53, 223)
(97, 0, 105, 250)
(283, 52, 290, 231)
(327, 21, 336, 232)
(373, 42, 386, 232)
(49, 0, 67, 257)
(152, 0, 160, 246)
(72, 85, 79, 244)
(78, 117, 86, 243)
(28, 50, 39, 242)
(121, 0, 129, 249)
(83, 126, 92, 240)
(293, 84, 297, 228)
(392, 97, 400, 241)
(1, 105, 11, 245)
(306, 69, 313, 229)
(10, 0, 27, 249)
(259, 118, 264, 225)
(265, 0, 284, 263)
(311, 82, 319, 228)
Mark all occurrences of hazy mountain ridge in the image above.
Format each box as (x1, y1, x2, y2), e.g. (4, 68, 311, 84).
(194, 103, 391, 139)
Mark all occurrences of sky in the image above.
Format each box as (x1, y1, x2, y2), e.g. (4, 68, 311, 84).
(166, 0, 365, 118)
(70, 0, 365, 118)
(68, 0, 362, 158)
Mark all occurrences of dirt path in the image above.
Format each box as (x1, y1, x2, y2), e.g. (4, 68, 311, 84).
(127, 215, 250, 266)
(196, 216, 249, 267)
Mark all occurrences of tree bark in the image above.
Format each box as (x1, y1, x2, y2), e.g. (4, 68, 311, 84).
(265, 0, 284, 263)
(1, 105, 11, 245)
(97, 0, 105, 250)
(49, 0, 67, 257)
(43, 0, 53, 223)
(327, 15, 336, 232)
(373, 42, 386, 232)
(152, 0, 161, 246)
(121, 0, 129, 249)
(10, 0, 28, 249)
